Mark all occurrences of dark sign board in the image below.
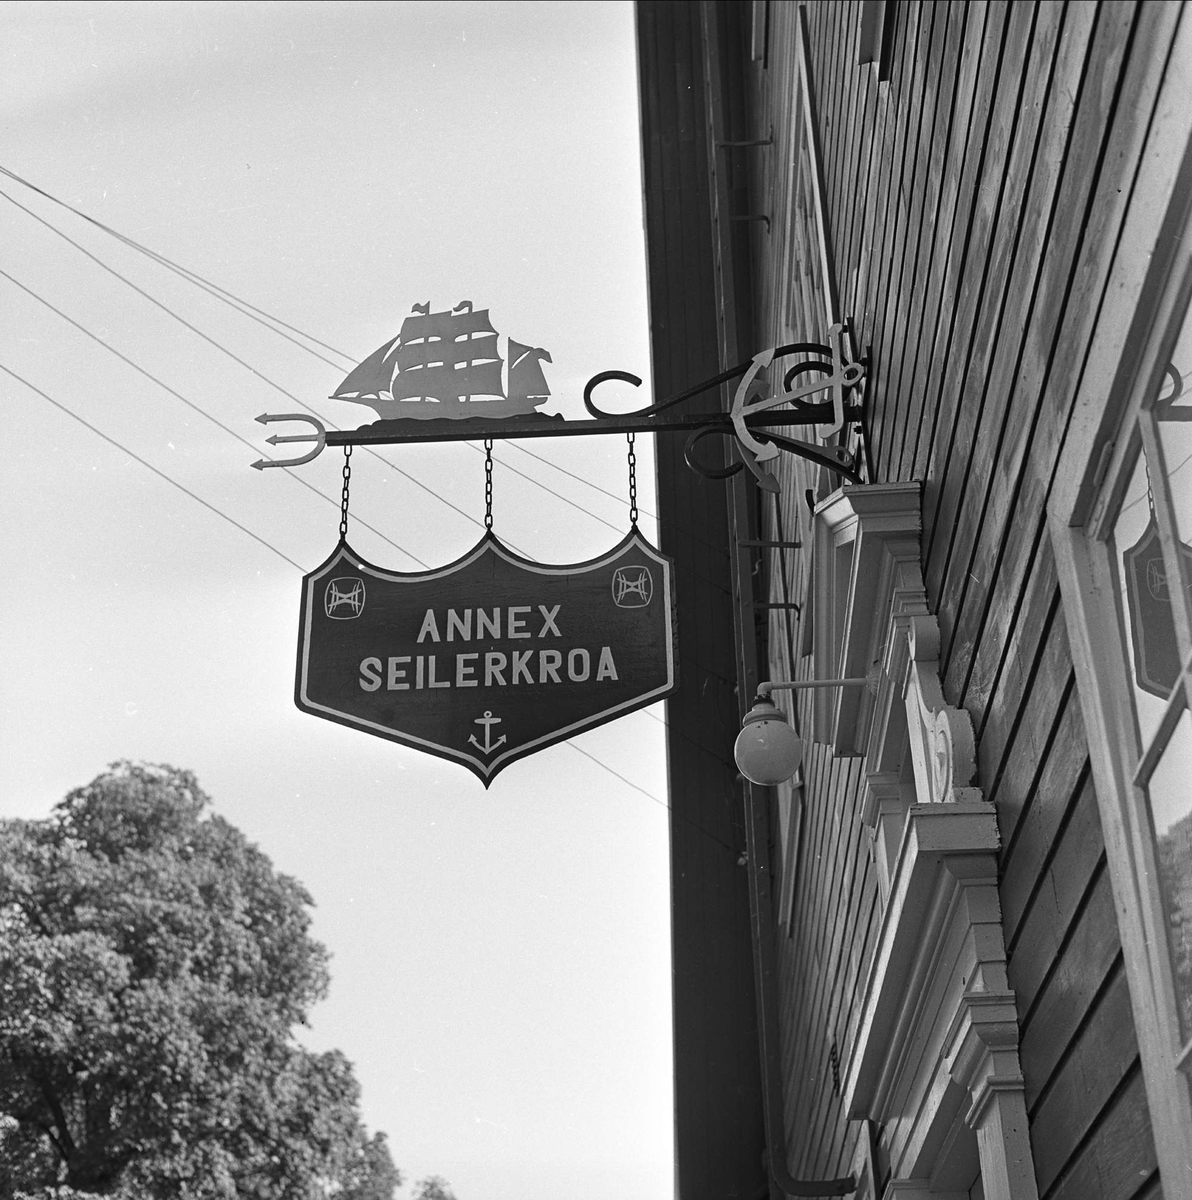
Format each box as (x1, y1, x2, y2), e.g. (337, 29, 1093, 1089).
(1124, 518, 1192, 699)
(296, 531, 677, 783)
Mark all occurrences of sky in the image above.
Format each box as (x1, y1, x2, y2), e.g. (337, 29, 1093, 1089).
(0, 3, 673, 1197)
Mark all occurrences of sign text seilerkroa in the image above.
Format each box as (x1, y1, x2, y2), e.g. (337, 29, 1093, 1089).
(296, 531, 677, 783)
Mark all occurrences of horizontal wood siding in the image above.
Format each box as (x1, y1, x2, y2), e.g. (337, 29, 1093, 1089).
(738, 1, 1181, 1194)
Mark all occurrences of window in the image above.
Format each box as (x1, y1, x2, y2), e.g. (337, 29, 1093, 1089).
(1053, 285, 1192, 1164)
(1048, 27, 1192, 1190)
(1110, 299, 1192, 1062)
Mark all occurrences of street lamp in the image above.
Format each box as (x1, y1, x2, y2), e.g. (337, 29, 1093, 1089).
(734, 678, 870, 785)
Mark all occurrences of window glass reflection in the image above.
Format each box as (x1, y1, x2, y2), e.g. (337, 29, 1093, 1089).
(1147, 707, 1192, 1043)
(1113, 448, 1174, 747)
(1155, 300, 1192, 545)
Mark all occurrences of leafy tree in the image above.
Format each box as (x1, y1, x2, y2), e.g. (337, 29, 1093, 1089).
(0, 762, 400, 1199)
(411, 1178, 458, 1200)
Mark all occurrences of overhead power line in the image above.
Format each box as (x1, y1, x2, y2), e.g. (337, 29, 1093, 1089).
(0, 165, 659, 526)
(507, 442, 655, 520)
(0, 173, 710, 834)
(0, 183, 533, 555)
(1, 362, 304, 572)
(0, 187, 305, 408)
(8, 357, 686, 834)
(0, 164, 352, 369)
(566, 733, 737, 855)
(1, 170, 685, 732)
(0, 267, 429, 569)
(2, 368, 686, 831)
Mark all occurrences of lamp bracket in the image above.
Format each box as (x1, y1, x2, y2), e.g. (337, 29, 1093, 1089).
(253, 325, 866, 486)
(758, 666, 881, 702)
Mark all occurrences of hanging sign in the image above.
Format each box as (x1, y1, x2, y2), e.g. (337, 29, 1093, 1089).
(1124, 516, 1192, 698)
(295, 531, 677, 783)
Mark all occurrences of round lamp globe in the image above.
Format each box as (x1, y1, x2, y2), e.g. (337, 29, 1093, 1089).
(734, 700, 803, 785)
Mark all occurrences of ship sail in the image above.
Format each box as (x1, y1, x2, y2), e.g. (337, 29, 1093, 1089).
(330, 335, 401, 402)
(391, 306, 503, 402)
(508, 340, 552, 405)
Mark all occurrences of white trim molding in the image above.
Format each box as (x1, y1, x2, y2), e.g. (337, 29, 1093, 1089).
(811, 481, 923, 753)
(827, 482, 1037, 1200)
(842, 794, 1036, 1198)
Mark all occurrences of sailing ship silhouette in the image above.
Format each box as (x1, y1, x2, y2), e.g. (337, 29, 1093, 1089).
(331, 301, 553, 421)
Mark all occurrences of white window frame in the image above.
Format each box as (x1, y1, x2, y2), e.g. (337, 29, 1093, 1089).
(1047, 16, 1192, 1194)
(781, 5, 840, 346)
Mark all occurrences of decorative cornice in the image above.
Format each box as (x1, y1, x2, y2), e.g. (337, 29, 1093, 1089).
(812, 482, 925, 754)
(903, 615, 980, 805)
(945, 989, 1028, 1128)
(837, 484, 1038, 1197)
(841, 800, 1002, 1117)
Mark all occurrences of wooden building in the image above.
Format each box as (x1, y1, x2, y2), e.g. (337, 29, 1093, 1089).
(637, 3, 1192, 1198)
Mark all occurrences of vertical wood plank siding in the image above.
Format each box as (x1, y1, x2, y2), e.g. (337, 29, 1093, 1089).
(740, 2, 1179, 1195)
(635, 6, 767, 1197)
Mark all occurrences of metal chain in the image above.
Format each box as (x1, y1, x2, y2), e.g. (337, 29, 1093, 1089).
(484, 438, 494, 531)
(627, 432, 639, 527)
(339, 445, 352, 540)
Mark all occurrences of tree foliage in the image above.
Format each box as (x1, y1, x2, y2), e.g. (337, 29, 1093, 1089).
(0, 762, 400, 1199)
(411, 1178, 458, 1200)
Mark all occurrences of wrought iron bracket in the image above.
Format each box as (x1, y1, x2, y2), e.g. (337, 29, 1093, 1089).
(253, 323, 867, 487)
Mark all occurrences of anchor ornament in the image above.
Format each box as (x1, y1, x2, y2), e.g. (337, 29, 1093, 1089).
(468, 711, 508, 755)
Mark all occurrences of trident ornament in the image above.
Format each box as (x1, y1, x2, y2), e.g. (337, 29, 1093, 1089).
(251, 413, 327, 470)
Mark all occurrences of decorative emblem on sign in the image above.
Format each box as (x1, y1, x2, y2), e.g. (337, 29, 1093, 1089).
(612, 565, 653, 608)
(295, 531, 678, 784)
(330, 301, 553, 421)
(325, 577, 366, 619)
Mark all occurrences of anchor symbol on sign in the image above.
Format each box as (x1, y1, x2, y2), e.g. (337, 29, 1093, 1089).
(468, 711, 507, 756)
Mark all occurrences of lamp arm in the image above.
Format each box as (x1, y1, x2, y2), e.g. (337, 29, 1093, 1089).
(757, 678, 868, 698)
